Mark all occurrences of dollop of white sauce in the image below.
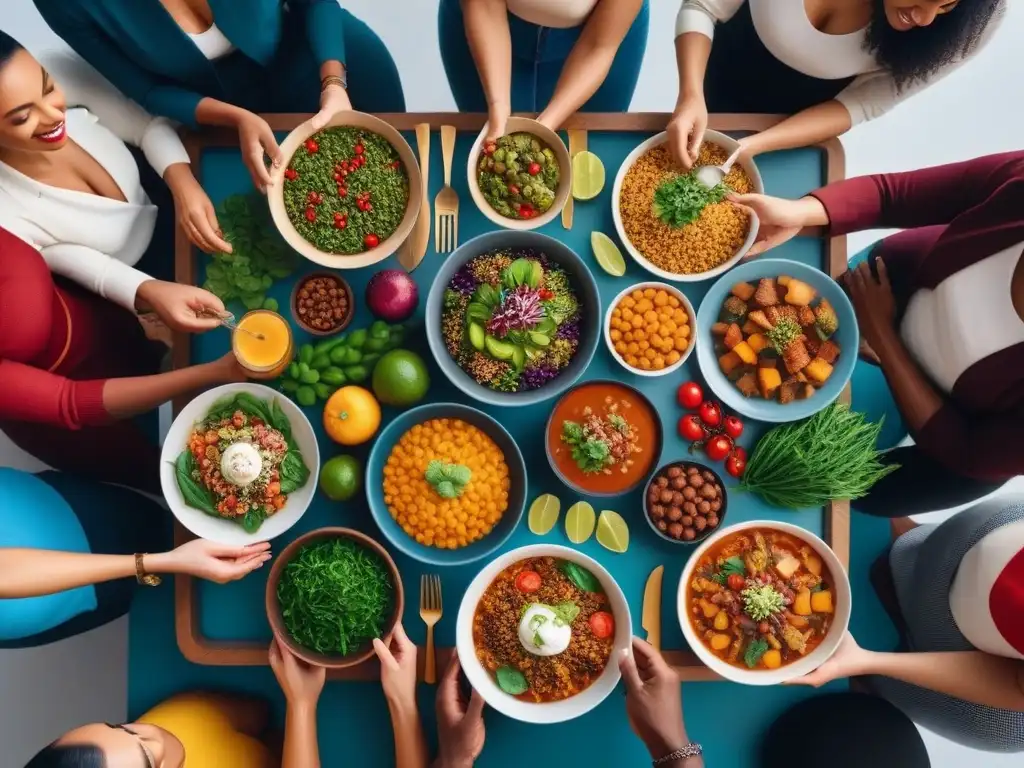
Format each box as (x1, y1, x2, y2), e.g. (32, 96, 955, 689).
(220, 442, 263, 486)
(518, 604, 571, 657)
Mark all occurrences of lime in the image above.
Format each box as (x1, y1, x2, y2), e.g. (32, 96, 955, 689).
(596, 509, 629, 554)
(371, 349, 430, 407)
(572, 150, 605, 201)
(319, 455, 362, 501)
(591, 231, 626, 277)
(565, 501, 596, 544)
(528, 494, 561, 535)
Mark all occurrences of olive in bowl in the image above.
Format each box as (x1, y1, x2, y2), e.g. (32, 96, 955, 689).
(643, 461, 727, 544)
(291, 271, 355, 336)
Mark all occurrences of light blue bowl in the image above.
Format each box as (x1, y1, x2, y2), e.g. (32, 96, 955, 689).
(365, 402, 528, 566)
(695, 258, 859, 423)
(425, 230, 601, 407)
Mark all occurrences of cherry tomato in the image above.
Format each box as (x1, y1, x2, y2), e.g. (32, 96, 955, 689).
(515, 570, 542, 593)
(483, 141, 497, 156)
(698, 401, 722, 428)
(508, 184, 520, 196)
(304, 138, 319, 153)
(678, 414, 706, 442)
(725, 454, 746, 478)
(390, 160, 401, 170)
(588, 611, 615, 639)
(354, 143, 365, 155)
(304, 207, 316, 222)
(364, 233, 380, 248)
(676, 381, 703, 410)
(333, 218, 347, 230)
(705, 434, 732, 462)
(727, 574, 745, 592)
(528, 162, 542, 176)
(283, 168, 298, 181)
(723, 415, 744, 439)
(730, 446, 747, 463)
(337, 186, 348, 197)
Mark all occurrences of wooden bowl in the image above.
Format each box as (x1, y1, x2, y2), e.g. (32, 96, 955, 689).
(265, 527, 404, 669)
(289, 271, 355, 337)
(268, 111, 422, 269)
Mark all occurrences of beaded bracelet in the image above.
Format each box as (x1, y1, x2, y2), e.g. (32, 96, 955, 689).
(321, 74, 347, 92)
(653, 743, 703, 765)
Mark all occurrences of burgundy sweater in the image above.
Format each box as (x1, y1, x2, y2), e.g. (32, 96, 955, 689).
(811, 151, 1024, 482)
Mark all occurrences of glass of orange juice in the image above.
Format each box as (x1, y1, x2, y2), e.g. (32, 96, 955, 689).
(232, 310, 294, 379)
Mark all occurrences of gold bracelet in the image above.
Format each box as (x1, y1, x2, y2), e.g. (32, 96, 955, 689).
(321, 74, 347, 92)
(135, 553, 162, 587)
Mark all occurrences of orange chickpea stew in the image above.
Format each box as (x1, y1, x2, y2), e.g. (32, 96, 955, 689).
(608, 285, 691, 373)
(175, 392, 311, 533)
(473, 556, 614, 702)
(687, 529, 836, 671)
(383, 418, 510, 549)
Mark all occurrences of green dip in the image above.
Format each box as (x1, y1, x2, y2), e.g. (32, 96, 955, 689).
(477, 133, 560, 220)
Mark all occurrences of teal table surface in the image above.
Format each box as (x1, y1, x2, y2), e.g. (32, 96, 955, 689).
(130, 128, 901, 767)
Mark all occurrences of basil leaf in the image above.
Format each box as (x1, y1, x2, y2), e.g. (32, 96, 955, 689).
(268, 398, 291, 440)
(242, 507, 266, 533)
(559, 561, 603, 594)
(495, 665, 528, 695)
(174, 450, 217, 515)
(744, 638, 769, 669)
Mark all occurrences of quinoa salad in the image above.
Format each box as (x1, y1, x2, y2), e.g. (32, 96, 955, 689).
(441, 247, 583, 393)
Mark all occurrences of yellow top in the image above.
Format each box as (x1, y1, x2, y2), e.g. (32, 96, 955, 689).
(138, 692, 275, 768)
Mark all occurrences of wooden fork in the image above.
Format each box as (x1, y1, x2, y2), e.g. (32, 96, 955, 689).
(433, 125, 459, 254)
(420, 573, 443, 684)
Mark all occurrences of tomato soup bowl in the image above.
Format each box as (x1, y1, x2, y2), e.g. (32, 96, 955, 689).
(456, 544, 632, 724)
(546, 379, 663, 497)
(603, 281, 697, 378)
(676, 520, 851, 685)
(265, 526, 404, 670)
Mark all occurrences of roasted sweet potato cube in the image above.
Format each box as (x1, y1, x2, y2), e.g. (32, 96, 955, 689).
(742, 319, 762, 335)
(758, 353, 778, 370)
(817, 340, 841, 364)
(804, 357, 834, 384)
(766, 304, 798, 326)
(735, 372, 759, 398)
(754, 278, 780, 307)
(748, 310, 772, 330)
(785, 279, 817, 306)
(778, 381, 801, 405)
(796, 383, 816, 400)
(732, 340, 757, 365)
(798, 306, 816, 326)
(728, 364, 757, 383)
(747, 333, 768, 354)
(782, 340, 811, 374)
(777, 275, 793, 287)
(718, 351, 743, 375)
(758, 367, 782, 399)
(711, 322, 730, 336)
(804, 337, 821, 358)
(724, 323, 744, 350)
(730, 282, 756, 301)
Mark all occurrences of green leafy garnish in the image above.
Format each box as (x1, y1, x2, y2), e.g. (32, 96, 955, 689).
(533, 631, 544, 648)
(496, 665, 529, 695)
(766, 317, 803, 355)
(174, 450, 217, 515)
(425, 460, 472, 499)
(744, 638, 769, 669)
(652, 172, 729, 229)
(551, 601, 580, 626)
(561, 420, 612, 474)
(710, 556, 747, 585)
(559, 561, 603, 594)
(742, 585, 785, 621)
(276, 538, 393, 655)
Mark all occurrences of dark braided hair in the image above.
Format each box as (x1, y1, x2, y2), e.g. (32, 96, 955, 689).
(865, 0, 1004, 90)
(0, 28, 23, 68)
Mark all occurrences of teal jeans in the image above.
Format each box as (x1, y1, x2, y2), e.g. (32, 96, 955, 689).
(438, 0, 649, 112)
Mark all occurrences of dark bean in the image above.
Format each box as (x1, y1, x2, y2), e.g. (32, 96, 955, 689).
(683, 527, 696, 541)
(667, 506, 682, 522)
(698, 500, 711, 514)
(668, 522, 684, 539)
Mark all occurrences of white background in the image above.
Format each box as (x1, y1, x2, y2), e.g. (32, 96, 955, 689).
(2, 1, 1022, 765)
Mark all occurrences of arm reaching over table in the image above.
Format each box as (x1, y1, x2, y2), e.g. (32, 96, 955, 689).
(434, 653, 486, 768)
(374, 623, 430, 768)
(271, 638, 327, 768)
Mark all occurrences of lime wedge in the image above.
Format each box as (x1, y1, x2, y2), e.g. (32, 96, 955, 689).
(565, 501, 596, 544)
(572, 150, 605, 201)
(596, 509, 629, 554)
(528, 493, 561, 536)
(591, 231, 626, 277)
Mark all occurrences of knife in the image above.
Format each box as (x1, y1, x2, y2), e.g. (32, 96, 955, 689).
(398, 123, 431, 271)
(562, 129, 587, 231)
(642, 565, 664, 652)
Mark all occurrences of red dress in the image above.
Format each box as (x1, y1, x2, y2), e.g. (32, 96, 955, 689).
(0, 227, 163, 492)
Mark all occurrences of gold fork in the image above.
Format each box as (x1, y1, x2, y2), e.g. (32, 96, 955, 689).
(433, 125, 459, 254)
(420, 573, 442, 684)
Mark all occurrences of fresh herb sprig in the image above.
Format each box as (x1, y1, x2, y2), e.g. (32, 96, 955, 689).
(744, 637, 769, 669)
(652, 172, 729, 229)
(425, 460, 472, 499)
(738, 403, 899, 509)
(710, 556, 746, 586)
(561, 421, 611, 474)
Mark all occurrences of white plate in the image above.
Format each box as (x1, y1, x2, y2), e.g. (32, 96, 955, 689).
(456, 544, 631, 724)
(160, 383, 320, 545)
(603, 281, 697, 377)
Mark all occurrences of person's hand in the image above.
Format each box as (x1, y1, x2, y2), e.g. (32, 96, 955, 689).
(484, 101, 511, 143)
(787, 632, 876, 687)
(373, 622, 417, 708)
(436, 653, 485, 768)
(667, 93, 708, 171)
(728, 193, 808, 258)
(236, 110, 282, 192)
(845, 259, 897, 351)
(135, 280, 227, 333)
(309, 82, 352, 132)
(208, 351, 250, 383)
(151, 539, 271, 583)
(619, 637, 688, 759)
(270, 636, 327, 709)
(165, 164, 232, 254)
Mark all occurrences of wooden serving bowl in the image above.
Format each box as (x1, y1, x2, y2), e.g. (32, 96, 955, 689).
(265, 527, 404, 669)
(289, 271, 355, 337)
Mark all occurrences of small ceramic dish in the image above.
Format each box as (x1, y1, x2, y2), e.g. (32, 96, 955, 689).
(643, 460, 728, 545)
(603, 281, 696, 378)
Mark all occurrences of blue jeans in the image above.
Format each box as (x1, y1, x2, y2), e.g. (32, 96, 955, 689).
(438, 0, 649, 112)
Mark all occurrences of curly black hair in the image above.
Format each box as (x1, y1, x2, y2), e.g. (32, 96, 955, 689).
(865, 0, 1004, 90)
(0, 29, 23, 68)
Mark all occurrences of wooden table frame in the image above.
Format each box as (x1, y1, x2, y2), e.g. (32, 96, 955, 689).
(172, 112, 850, 681)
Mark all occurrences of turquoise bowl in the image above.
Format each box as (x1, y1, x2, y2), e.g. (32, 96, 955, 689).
(425, 230, 601, 407)
(695, 258, 859, 423)
(365, 402, 528, 566)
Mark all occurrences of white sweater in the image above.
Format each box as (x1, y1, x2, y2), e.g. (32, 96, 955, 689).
(0, 52, 189, 311)
(676, 0, 1005, 125)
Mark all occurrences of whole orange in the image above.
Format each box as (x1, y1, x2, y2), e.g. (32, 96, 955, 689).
(323, 386, 381, 445)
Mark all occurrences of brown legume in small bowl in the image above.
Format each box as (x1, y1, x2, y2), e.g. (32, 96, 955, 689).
(291, 272, 354, 336)
(643, 460, 727, 545)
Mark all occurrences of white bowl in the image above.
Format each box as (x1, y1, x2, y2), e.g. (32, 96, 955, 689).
(160, 383, 320, 545)
(603, 281, 697, 378)
(456, 544, 631, 724)
(611, 130, 763, 283)
(467, 117, 572, 231)
(677, 520, 851, 685)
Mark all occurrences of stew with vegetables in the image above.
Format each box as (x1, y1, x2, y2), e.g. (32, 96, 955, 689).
(473, 556, 615, 702)
(687, 529, 836, 670)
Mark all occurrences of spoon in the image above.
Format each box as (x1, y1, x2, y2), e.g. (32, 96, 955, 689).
(695, 146, 743, 189)
(197, 307, 265, 341)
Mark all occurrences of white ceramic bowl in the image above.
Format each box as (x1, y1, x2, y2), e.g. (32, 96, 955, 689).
(456, 544, 631, 723)
(267, 111, 422, 269)
(160, 383, 320, 545)
(467, 116, 572, 231)
(677, 520, 851, 685)
(611, 129, 763, 283)
(603, 281, 697, 378)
